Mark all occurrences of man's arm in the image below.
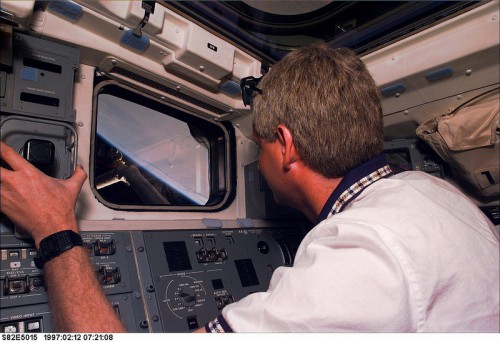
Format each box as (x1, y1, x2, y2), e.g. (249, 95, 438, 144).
(0, 141, 126, 332)
(44, 245, 126, 332)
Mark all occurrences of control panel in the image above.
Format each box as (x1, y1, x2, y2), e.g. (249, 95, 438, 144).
(0, 226, 306, 333)
(384, 138, 445, 178)
(0, 231, 147, 332)
(143, 228, 304, 332)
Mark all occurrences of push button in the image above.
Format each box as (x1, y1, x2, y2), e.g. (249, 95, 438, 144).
(26, 320, 42, 332)
(186, 316, 199, 330)
(1, 323, 19, 333)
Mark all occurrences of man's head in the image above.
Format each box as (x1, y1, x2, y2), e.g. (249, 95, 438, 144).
(252, 42, 384, 179)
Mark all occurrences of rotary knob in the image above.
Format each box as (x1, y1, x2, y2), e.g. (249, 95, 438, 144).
(179, 287, 197, 307)
(165, 276, 207, 318)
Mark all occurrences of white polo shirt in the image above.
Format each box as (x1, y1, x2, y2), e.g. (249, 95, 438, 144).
(206, 158, 499, 332)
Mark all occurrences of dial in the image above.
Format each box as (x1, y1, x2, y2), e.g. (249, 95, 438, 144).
(164, 276, 207, 319)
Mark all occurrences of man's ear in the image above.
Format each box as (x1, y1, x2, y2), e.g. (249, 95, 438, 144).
(276, 124, 299, 171)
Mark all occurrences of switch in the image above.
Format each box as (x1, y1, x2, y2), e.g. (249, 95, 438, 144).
(215, 294, 234, 310)
(26, 320, 42, 332)
(29, 277, 45, 292)
(94, 240, 116, 256)
(196, 247, 228, 263)
(9, 261, 21, 269)
(83, 242, 94, 256)
(3, 275, 30, 295)
(96, 266, 121, 285)
(1, 322, 19, 333)
(186, 316, 199, 330)
(257, 241, 270, 254)
(112, 304, 121, 316)
(206, 237, 216, 247)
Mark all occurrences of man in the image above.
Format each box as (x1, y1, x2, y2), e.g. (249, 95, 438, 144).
(1, 42, 499, 332)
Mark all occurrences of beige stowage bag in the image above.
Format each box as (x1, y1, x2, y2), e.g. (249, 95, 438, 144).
(416, 88, 499, 198)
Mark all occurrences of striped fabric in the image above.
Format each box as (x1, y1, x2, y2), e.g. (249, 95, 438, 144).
(205, 315, 233, 333)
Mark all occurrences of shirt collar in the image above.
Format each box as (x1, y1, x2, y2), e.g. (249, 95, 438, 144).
(316, 154, 393, 223)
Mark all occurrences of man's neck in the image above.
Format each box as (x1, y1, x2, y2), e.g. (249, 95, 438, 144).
(292, 169, 342, 223)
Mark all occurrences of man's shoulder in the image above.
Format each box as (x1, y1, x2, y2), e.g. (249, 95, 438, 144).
(366, 170, 465, 201)
(314, 170, 493, 239)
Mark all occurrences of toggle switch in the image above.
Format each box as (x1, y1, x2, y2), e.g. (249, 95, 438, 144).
(93, 240, 116, 256)
(29, 277, 45, 292)
(2, 275, 45, 295)
(3, 275, 29, 295)
(96, 266, 121, 285)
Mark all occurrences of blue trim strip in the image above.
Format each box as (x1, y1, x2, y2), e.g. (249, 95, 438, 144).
(48, 1, 83, 21)
(425, 67, 454, 81)
(380, 83, 406, 97)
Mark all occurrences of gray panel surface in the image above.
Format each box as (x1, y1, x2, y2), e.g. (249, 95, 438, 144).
(2, 33, 79, 122)
(143, 227, 305, 332)
(0, 226, 306, 333)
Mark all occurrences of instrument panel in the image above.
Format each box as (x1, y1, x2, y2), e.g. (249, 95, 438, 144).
(0, 226, 306, 333)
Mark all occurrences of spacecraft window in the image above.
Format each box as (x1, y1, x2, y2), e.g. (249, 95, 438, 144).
(91, 83, 234, 211)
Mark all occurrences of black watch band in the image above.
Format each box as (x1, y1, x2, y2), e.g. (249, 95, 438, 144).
(34, 230, 83, 269)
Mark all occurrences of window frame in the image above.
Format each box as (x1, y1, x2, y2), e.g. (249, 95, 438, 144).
(90, 79, 236, 212)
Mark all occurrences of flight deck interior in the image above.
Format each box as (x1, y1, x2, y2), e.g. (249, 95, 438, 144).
(0, 0, 499, 333)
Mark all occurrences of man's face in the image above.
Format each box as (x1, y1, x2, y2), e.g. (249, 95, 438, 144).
(252, 128, 287, 205)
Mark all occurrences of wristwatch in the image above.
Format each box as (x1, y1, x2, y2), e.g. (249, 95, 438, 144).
(34, 230, 83, 269)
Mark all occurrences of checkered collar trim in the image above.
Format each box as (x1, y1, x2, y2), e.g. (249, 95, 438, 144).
(317, 154, 393, 222)
(327, 164, 392, 218)
(205, 315, 233, 333)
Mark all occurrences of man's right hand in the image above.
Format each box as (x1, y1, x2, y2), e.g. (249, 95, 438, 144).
(0, 141, 87, 248)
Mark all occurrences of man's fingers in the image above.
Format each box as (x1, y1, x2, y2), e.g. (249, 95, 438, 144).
(67, 165, 88, 192)
(0, 141, 32, 172)
(0, 165, 13, 179)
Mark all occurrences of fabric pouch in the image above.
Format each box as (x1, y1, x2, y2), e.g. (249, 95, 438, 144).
(416, 89, 499, 198)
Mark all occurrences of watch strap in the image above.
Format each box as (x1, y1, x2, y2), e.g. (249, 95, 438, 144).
(34, 230, 83, 269)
